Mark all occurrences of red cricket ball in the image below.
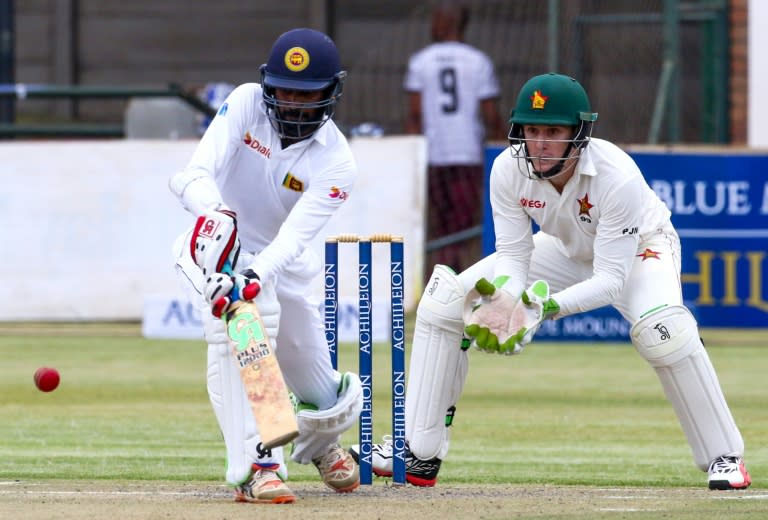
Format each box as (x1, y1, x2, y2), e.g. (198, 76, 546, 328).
(34, 367, 60, 392)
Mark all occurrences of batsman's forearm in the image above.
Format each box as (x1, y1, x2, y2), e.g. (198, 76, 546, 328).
(169, 168, 225, 216)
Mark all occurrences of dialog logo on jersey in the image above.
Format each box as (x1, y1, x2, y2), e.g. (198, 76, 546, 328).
(329, 186, 349, 201)
(577, 193, 594, 222)
(531, 90, 548, 110)
(218, 103, 228, 116)
(637, 248, 661, 261)
(284, 46, 310, 72)
(243, 132, 271, 159)
(282, 173, 304, 192)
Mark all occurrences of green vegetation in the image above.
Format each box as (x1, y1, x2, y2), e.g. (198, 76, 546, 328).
(0, 325, 765, 489)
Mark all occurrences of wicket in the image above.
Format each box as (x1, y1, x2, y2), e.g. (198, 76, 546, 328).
(324, 234, 406, 485)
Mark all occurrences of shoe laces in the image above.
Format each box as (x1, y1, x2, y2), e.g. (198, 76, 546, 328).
(709, 456, 739, 473)
(313, 444, 347, 472)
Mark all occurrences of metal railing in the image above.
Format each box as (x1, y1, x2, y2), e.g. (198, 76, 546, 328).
(0, 83, 216, 137)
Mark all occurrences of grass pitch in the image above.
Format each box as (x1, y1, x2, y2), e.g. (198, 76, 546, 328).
(0, 323, 766, 518)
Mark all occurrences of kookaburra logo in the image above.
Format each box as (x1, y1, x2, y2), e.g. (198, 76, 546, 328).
(654, 323, 671, 341)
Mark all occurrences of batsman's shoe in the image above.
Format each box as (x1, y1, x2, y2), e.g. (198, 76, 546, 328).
(707, 456, 751, 490)
(234, 464, 296, 504)
(349, 435, 442, 487)
(312, 443, 360, 493)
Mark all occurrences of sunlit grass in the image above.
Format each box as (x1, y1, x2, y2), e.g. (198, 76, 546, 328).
(1, 327, 766, 488)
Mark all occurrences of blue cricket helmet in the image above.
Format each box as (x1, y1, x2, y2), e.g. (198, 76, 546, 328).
(262, 28, 342, 91)
(260, 28, 347, 141)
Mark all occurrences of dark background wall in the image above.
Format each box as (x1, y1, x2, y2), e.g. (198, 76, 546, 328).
(10, 0, 745, 144)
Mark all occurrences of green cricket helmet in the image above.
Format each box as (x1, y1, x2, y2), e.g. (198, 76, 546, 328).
(508, 73, 598, 179)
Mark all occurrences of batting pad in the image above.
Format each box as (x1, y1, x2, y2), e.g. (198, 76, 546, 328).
(406, 265, 469, 461)
(291, 372, 363, 464)
(206, 342, 286, 484)
(631, 305, 744, 470)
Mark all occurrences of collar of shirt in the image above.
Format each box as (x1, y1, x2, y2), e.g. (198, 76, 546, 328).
(575, 145, 598, 178)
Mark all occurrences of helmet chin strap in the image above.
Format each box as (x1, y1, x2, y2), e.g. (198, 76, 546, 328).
(527, 142, 577, 180)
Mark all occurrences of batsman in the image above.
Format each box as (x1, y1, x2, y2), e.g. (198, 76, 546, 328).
(359, 73, 751, 491)
(170, 28, 363, 503)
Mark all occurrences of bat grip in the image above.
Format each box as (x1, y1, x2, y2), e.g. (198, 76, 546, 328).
(221, 260, 242, 304)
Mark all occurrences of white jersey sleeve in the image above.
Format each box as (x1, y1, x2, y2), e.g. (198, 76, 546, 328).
(169, 84, 257, 215)
(488, 150, 531, 299)
(488, 140, 672, 318)
(170, 82, 357, 283)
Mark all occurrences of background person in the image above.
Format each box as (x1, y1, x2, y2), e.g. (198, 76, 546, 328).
(404, 1, 506, 277)
(170, 28, 363, 503)
(359, 73, 751, 492)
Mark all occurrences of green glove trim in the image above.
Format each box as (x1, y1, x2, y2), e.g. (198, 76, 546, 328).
(542, 298, 560, 318)
(529, 280, 549, 299)
(474, 275, 511, 296)
(492, 275, 510, 289)
(474, 278, 496, 296)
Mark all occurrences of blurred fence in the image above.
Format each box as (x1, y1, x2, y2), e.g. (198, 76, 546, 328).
(7, 0, 732, 144)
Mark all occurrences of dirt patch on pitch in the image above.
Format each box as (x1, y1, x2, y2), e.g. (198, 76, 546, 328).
(0, 480, 765, 519)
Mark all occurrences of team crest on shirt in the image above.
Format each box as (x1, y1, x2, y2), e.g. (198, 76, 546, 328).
(530, 90, 548, 110)
(637, 248, 661, 261)
(282, 173, 304, 192)
(329, 186, 349, 201)
(577, 193, 594, 222)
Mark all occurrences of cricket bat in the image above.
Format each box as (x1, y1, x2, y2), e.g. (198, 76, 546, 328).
(225, 300, 299, 449)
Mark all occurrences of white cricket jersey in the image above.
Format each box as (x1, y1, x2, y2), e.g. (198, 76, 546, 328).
(169, 83, 356, 283)
(489, 138, 672, 317)
(404, 41, 500, 165)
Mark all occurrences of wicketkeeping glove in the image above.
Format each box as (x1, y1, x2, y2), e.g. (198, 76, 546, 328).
(205, 268, 261, 318)
(463, 276, 524, 355)
(190, 206, 240, 277)
(508, 280, 560, 349)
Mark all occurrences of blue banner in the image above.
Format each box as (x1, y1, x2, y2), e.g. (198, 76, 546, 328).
(483, 146, 768, 339)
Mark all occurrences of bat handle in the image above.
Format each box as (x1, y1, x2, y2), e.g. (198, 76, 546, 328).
(221, 260, 242, 304)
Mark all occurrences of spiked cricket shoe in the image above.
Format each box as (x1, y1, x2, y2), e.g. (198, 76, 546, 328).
(313, 443, 360, 492)
(349, 435, 442, 487)
(707, 456, 751, 490)
(234, 464, 296, 504)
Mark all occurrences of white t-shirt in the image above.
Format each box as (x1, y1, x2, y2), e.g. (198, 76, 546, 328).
(488, 138, 672, 316)
(404, 41, 500, 166)
(169, 83, 356, 284)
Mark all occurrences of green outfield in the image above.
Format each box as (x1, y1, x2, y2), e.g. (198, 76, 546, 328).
(1, 323, 766, 518)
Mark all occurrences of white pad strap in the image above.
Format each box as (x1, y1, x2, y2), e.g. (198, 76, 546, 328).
(406, 264, 468, 460)
(206, 342, 286, 484)
(291, 372, 363, 464)
(631, 305, 743, 470)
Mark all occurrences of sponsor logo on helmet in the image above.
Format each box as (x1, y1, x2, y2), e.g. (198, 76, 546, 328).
(282, 173, 304, 192)
(284, 46, 310, 72)
(329, 186, 349, 200)
(243, 132, 271, 158)
(530, 90, 548, 110)
(637, 248, 661, 261)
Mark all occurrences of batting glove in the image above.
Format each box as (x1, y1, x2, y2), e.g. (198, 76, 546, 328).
(205, 268, 261, 318)
(191, 206, 240, 277)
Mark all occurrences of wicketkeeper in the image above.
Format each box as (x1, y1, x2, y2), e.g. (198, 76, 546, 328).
(170, 28, 363, 503)
(355, 72, 751, 491)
